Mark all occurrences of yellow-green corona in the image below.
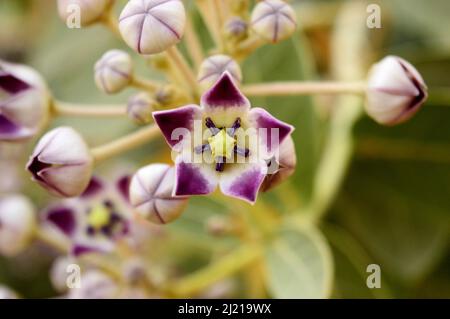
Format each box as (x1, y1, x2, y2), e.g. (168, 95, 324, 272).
(208, 129, 236, 159)
(87, 204, 111, 230)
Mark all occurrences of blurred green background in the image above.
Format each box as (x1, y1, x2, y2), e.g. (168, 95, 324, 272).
(0, 0, 449, 298)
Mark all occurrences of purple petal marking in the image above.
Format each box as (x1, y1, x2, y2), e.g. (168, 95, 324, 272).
(0, 114, 20, 134)
(153, 104, 201, 148)
(81, 176, 104, 198)
(201, 72, 250, 109)
(0, 73, 30, 94)
(174, 161, 216, 196)
(46, 206, 77, 237)
(220, 165, 266, 204)
(116, 175, 131, 203)
(27, 156, 52, 184)
(71, 244, 101, 257)
(249, 107, 294, 153)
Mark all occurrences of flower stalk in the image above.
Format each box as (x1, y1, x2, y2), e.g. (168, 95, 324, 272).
(164, 243, 262, 297)
(51, 101, 126, 117)
(165, 46, 199, 97)
(242, 81, 367, 97)
(91, 125, 160, 163)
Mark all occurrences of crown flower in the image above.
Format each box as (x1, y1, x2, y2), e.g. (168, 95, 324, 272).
(366, 55, 428, 126)
(43, 175, 132, 256)
(94, 50, 133, 94)
(119, 0, 186, 55)
(153, 72, 294, 204)
(26, 127, 93, 197)
(250, 0, 297, 43)
(129, 164, 189, 224)
(0, 60, 50, 142)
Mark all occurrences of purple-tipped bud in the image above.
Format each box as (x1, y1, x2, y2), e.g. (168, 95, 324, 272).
(260, 136, 296, 192)
(129, 164, 188, 225)
(94, 50, 133, 94)
(127, 92, 156, 125)
(0, 60, 50, 142)
(251, 0, 297, 43)
(197, 55, 242, 89)
(366, 56, 428, 126)
(57, 0, 113, 26)
(0, 194, 36, 256)
(26, 127, 93, 197)
(119, 0, 186, 55)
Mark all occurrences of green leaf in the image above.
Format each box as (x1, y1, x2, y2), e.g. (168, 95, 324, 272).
(264, 224, 333, 298)
(322, 224, 393, 299)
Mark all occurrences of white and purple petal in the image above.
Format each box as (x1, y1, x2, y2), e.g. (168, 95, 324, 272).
(219, 161, 267, 204)
(201, 72, 249, 110)
(153, 104, 202, 148)
(45, 205, 77, 237)
(173, 155, 218, 197)
(249, 107, 294, 155)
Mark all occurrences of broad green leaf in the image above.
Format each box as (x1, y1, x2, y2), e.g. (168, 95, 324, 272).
(322, 224, 393, 299)
(264, 224, 333, 298)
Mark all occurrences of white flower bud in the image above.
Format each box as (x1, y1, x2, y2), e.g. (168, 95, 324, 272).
(127, 92, 156, 125)
(129, 164, 188, 224)
(94, 50, 133, 94)
(67, 270, 118, 299)
(197, 55, 242, 89)
(0, 285, 19, 299)
(57, 0, 113, 26)
(50, 256, 76, 292)
(26, 127, 94, 197)
(261, 136, 296, 192)
(0, 194, 36, 257)
(366, 55, 428, 126)
(0, 60, 50, 142)
(119, 0, 186, 55)
(251, 0, 297, 43)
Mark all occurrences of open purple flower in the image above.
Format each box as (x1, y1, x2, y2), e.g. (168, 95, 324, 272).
(43, 175, 132, 256)
(0, 60, 50, 141)
(153, 72, 294, 204)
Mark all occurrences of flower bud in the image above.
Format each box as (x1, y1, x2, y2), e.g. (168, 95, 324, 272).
(0, 194, 36, 257)
(129, 164, 188, 224)
(119, 0, 186, 55)
(155, 84, 189, 107)
(251, 0, 297, 43)
(94, 50, 133, 94)
(67, 270, 118, 299)
(26, 127, 93, 197)
(0, 285, 19, 299)
(224, 17, 248, 42)
(261, 136, 296, 192)
(50, 256, 76, 292)
(366, 56, 428, 126)
(127, 92, 156, 125)
(57, 0, 112, 26)
(197, 55, 242, 89)
(0, 60, 50, 142)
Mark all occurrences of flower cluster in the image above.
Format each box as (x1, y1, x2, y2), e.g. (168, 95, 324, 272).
(0, 0, 431, 300)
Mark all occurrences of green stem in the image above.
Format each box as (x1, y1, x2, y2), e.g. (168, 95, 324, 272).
(91, 125, 160, 163)
(165, 243, 262, 297)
